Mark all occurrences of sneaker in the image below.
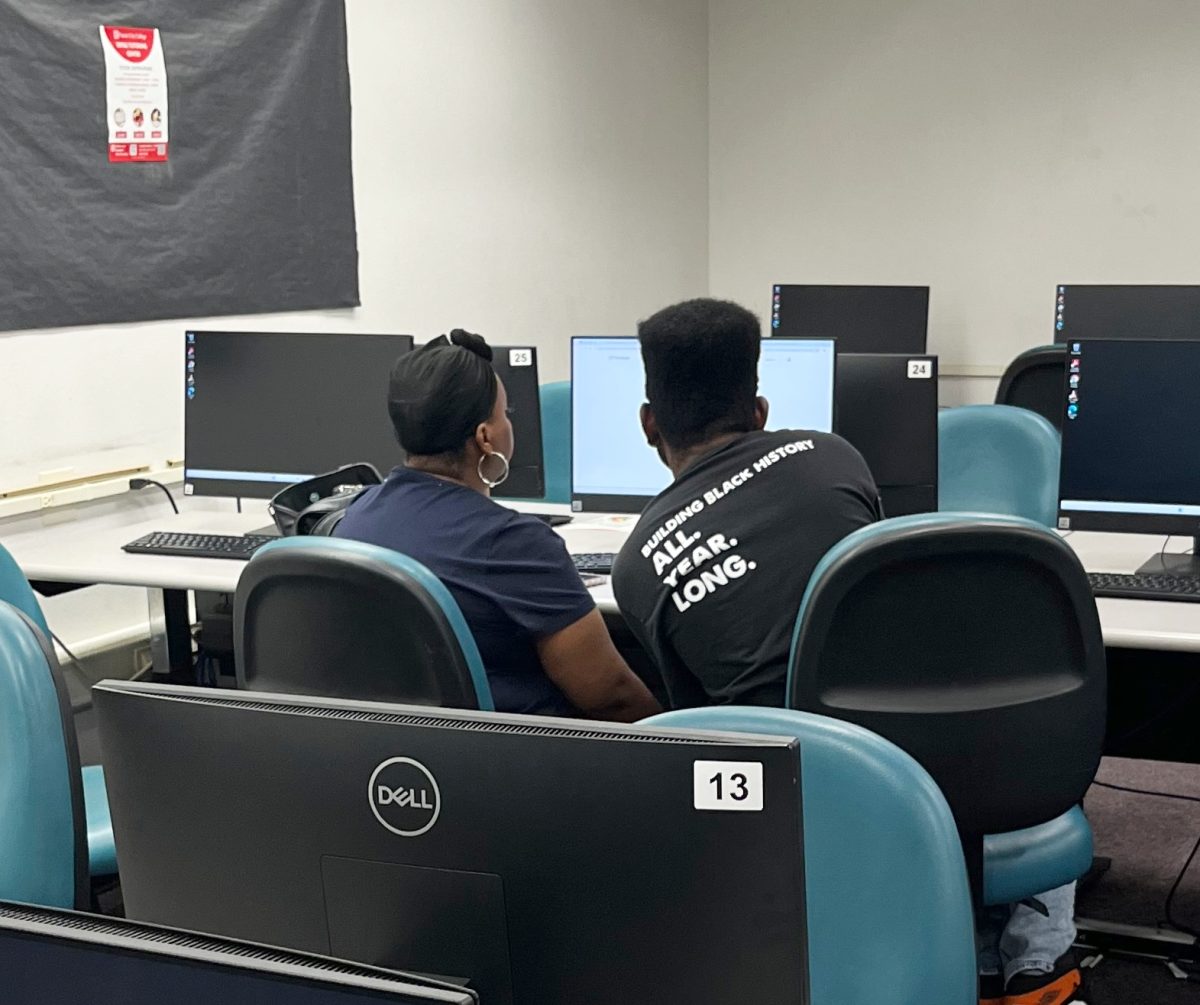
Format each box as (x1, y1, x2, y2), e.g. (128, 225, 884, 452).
(1004, 952, 1084, 1005)
(979, 972, 1005, 1005)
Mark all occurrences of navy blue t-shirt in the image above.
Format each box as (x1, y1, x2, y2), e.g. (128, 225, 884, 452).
(335, 467, 595, 715)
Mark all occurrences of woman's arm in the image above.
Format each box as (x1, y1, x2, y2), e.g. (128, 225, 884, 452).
(537, 609, 662, 723)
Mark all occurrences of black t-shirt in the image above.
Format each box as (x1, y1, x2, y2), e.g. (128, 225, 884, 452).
(612, 430, 882, 709)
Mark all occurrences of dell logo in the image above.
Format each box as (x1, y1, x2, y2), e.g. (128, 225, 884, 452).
(368, 757, 441, 837)
(376, 786, 435, 810)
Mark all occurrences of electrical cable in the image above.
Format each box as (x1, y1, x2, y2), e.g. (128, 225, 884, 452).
(1090, 778, 1200, 938)
(129, 477, 179, 514)
(49, 629, 98, 713)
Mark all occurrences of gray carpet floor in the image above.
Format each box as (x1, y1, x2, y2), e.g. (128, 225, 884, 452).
(1077, 757, 1200, 1003)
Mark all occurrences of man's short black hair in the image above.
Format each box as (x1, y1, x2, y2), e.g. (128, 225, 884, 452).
(638, 298, 761, 450)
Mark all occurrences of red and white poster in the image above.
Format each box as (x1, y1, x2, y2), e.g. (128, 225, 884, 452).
(99, 26, 169, 163)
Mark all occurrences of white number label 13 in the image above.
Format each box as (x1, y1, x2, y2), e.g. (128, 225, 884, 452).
(907, 359, 933, 379)
(693, 760, 764, 811)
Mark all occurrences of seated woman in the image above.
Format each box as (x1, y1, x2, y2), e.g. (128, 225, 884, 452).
(337, 329, 660, 723)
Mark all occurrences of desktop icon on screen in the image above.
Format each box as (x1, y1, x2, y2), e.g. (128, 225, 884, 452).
(1069, 374, 1080, 388)
(1057, 321, 1065, 331)
(1067, 403, 1079, 419)
(186, 332, 195, 344)
(1070, 359, 1080, 373)
(1071, 342, 1081, 354)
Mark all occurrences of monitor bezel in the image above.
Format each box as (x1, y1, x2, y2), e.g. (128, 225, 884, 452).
(569, 335, 837, 515)
(1056, 337, 1200, 537)
(182, 330, 415, 501)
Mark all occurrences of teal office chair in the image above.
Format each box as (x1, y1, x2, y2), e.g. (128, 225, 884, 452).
(642, 706, 976, 1005)
(0, 601, 89, 909)
(995, 345, 1066, 432)
(539, 381, 570, 503)
(937, 404, 1060, 526)
(787, 513, 1104, 908)
(235, 537, 494, 709)
(0, 543, 116, 880)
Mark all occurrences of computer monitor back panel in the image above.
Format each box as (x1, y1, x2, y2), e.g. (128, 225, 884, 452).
(1057, 339, 1200, 536)
(96, 683, 809, 1005)
(771, 285, 929, 353)
(185, 331, 414, 499)
(570, 336, 836, 513)
(489, 346, 544, 500)
(1054, 285, 1200, 342)
(0, 901, 477, 1004)
(835, 354, 938, 517)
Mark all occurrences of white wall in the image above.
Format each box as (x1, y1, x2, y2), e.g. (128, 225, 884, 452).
(708, 0, 1200, 379)
(0, 0, 709, 495)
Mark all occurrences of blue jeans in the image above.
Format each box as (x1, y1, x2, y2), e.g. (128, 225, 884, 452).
(977, 882, 1076, 984)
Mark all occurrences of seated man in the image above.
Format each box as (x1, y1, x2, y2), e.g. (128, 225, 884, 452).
(612, 297, 881, 709)
(612, 297, 1083, 1005)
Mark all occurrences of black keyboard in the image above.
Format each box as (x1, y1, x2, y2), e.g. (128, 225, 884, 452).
(1088, 571, 1200, 603)
(123, 531, 276, 561)
(572, 552, 617, 575)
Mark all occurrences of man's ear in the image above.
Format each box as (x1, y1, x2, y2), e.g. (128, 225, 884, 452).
(640, 402, 660, 448)
(753, 396, 769, 431)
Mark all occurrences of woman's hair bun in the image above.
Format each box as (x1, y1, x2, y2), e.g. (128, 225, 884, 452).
(446, 328, 493, 363)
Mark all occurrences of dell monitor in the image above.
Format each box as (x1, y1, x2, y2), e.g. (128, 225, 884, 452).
(571, 336, 836, 513)
(0, 901, 476, 1004)
(1057, 339, 1200, 575)
(96, 681, 809, 1005)
(835, 354, 939, 517)
(184, 331, 414, 499)
(1053, 285, 1200, 342)
(770, 284, 929, 353)
(488, 346, 545, 500)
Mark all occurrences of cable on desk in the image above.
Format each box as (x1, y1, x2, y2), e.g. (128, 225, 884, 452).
(1090, 778, 1200, 939)
(129, 478, 180, 514)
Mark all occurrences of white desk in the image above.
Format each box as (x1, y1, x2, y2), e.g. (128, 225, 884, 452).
(4, 510, 1200, 654)
(1064, 532, 1200, 653)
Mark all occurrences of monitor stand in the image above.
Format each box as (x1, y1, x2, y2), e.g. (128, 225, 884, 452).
(1135, 536, 1200, 578)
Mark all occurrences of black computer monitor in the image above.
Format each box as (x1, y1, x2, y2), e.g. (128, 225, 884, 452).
(770, 284, 929, 353)
(1057, 339, 1200, 575)
(488, 346, 545, 500)
(184, 331, 415, 499)
(0, 901, 476, 1004)
(1053, 285, 1200, 342)
(835, 354, 939, 517)
(571, 336, 837, 513)
(96, 682, 809, 1005)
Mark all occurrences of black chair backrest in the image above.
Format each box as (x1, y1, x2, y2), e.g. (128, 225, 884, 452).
(788, 516, 1105, 838)
(234, 539, 490, 709)
(995, 344, 1067, 430)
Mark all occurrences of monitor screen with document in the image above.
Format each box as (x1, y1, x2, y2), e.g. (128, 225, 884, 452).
(571, 336, 836, 513)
